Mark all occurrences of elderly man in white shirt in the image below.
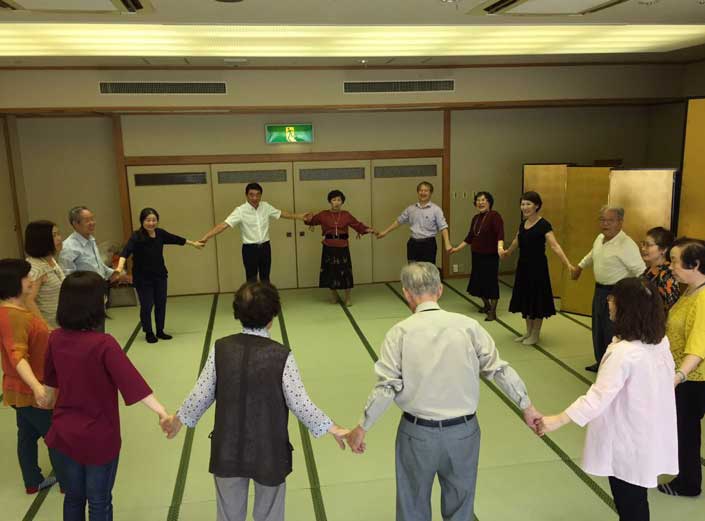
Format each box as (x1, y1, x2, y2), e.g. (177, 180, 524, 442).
(199, 182, 309, 283)
(571, 206, 645, 372)
(346, 262, 541, 521)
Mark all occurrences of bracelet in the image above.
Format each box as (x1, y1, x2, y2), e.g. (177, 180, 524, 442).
(676, 370, 687, 383)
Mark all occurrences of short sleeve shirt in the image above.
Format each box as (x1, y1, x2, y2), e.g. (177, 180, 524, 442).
(667, 289, 705, 381)
(224, 202, 282, 244)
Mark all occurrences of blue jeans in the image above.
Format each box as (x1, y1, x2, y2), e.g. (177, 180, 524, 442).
(13, 406, 59, 489)
(52, 449, 119, 521)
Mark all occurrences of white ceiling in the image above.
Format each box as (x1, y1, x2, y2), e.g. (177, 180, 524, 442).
(1, 0, 705, 67)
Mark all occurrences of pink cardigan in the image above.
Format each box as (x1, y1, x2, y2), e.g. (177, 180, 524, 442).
(565, 337, 678, 488)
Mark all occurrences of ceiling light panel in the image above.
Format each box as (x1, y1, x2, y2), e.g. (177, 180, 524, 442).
(1, 24, 705, 56)
(15, 0, 117, 10)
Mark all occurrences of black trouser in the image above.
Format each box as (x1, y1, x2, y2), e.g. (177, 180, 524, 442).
(591, 284, 614, 364)
(608, 477, 649, 521)
(13, 406, 60, 489)
(134, 277, 168, 334)
(406, 237, 437, 264)
(242, 241, 272, 283)
(673, 381, 705, 495)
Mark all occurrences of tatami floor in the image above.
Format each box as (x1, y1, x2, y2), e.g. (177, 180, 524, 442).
(2, 277, 705, 521)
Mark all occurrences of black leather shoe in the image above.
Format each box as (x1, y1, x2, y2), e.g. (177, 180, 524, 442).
(156, 332, 173, 340)
(585, 363, 599, 373)
(146, 332, 158, 344)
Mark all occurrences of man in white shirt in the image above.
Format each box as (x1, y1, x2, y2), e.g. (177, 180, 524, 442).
(199, 183, 308, 283)
(346, 262, 541, 521)
(571, 206, 645, 372)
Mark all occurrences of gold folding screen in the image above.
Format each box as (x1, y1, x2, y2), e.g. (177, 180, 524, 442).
(559, 167, 612, 315)
(522, 164, 568, 297)
(680, 99, 705, 239)
(609, 169, 676, 244)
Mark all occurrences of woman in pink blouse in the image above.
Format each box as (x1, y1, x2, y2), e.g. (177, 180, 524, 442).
(304, 190, 374, 306)
(539, 277, 678, 521)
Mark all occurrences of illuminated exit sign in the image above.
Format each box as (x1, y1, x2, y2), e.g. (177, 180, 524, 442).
(265, 124, 314, 144)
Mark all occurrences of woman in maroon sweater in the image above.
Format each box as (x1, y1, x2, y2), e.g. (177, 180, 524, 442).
(40, 271, 169, 521)
(304, 190, 375, 306)
(450, 191, 505, 321)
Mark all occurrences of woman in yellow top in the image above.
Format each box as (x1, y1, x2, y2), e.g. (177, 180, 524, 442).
(658, 238, 705, 498)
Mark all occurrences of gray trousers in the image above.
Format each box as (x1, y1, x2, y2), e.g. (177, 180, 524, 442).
(591, 284, 615, 364)
(214, 476, 286, 521)
(395, 415, 481, 521)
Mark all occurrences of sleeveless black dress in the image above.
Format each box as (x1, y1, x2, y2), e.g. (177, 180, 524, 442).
(508, 218, 556, 319)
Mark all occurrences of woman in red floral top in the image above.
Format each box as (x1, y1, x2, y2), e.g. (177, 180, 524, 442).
(304, 190, 374, 306)
(640, 226, 680, 311)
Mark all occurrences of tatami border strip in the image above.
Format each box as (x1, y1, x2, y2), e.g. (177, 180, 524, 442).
(166, 294, 219, 521)
(278, 309, 328, 521)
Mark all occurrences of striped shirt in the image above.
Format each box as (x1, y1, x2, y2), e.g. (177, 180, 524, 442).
(27, 257, 65, 328)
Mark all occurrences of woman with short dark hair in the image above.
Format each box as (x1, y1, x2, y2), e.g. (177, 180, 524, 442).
(304, 190, 375, 306)
(450, 191, 504, 321)
(658, 237, 705, 498)
(24, 220, 65, 328)
(43, 271, 170, 520)
(640, 226, 680, 311)
(116, 207, 203, 344)
(0, 258, 60, 494)
(539, 277, 678, 521)
(500, 191, 574, 344)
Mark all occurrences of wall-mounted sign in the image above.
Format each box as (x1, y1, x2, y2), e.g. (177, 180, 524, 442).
(265, 124, 314, 144)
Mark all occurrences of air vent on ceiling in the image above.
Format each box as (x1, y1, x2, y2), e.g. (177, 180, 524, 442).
(469, 0, 629, 16)
(99, 82, 227, 95)
(344, 80, 454, 94)
(6, 0, 149, 13)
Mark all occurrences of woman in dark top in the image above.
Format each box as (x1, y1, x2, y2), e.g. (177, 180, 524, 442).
(450, 191, 505, 321)
(500, 191, 575, 345)
(116, 208, 203, 343)
(41, 271, 169, 521)
(640, 226, 680, 311)
(304, 190, 374, 306)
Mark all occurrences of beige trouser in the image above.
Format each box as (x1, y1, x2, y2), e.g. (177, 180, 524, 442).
(214, 476, 286, 521)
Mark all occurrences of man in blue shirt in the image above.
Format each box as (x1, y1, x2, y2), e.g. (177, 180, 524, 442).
(377, 182, 452, 265)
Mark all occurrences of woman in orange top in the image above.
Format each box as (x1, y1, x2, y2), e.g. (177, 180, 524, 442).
(0, 258, 60, 494)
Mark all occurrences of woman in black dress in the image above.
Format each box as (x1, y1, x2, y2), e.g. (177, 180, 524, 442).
(450, 191, 504, 321)
(500, 191, 574, 345)
(116, 208, 203, 343)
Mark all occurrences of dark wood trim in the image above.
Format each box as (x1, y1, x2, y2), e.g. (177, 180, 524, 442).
(112, 115, 132, 241)
(442, 109, 451, 280)
(0, 60, 694, 72)
(0, 97, 686, 117)
(2, 116, 25, 253)
(124, 149, 445, 167)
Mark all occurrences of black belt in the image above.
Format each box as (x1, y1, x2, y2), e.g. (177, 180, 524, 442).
(403, 412, 475, 428)
(325, 234, 348, 240)
(409, 237, 435, 243)
(243, 241, 270, 248)
(595, 283, 614, 290)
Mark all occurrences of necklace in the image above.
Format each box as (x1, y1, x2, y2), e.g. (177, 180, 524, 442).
(473, 211, 489, 236)
(331, 210, 342, 237)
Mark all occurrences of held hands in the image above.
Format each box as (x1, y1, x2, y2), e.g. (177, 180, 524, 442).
(33, 385, 49, 409)
(375, 230, 387, 239)
(522, 405, 544, 436)
(346, 425, 367, 454)
(160, 414, 184, 439)
(537, 412, 571, 436)
(570, 266, 582, 281)
(328, 424, 351, 450)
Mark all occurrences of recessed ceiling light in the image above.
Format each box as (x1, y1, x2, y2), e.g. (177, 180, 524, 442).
(359, 59, 368, 64)
(216, 0, 243, 3)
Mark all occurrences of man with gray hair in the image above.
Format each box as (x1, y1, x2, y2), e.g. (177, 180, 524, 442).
(571, 206, 645, 372)
(59, 206, 125, 331)
(346, 262, 541, 521)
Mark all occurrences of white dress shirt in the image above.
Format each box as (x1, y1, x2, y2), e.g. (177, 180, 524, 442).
(224, 202, 282, 244)
(578, 230, 645, 285)
(58, 232, 115, 280)
(360, 301, 530, 430)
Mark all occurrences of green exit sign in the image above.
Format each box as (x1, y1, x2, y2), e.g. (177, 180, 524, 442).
(265, 124, 314, 144)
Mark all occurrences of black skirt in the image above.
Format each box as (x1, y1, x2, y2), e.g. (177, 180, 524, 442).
(467, 252, 499, 299)
(508, 256, 556, 319)
(319, 245, 354, 289)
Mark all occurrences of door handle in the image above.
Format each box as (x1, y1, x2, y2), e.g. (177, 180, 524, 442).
(286, 232, 292, 238)
(299, 231, 305, 237)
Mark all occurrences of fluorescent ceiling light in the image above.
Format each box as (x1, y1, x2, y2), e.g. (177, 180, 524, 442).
(0, 24, 704, 56)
